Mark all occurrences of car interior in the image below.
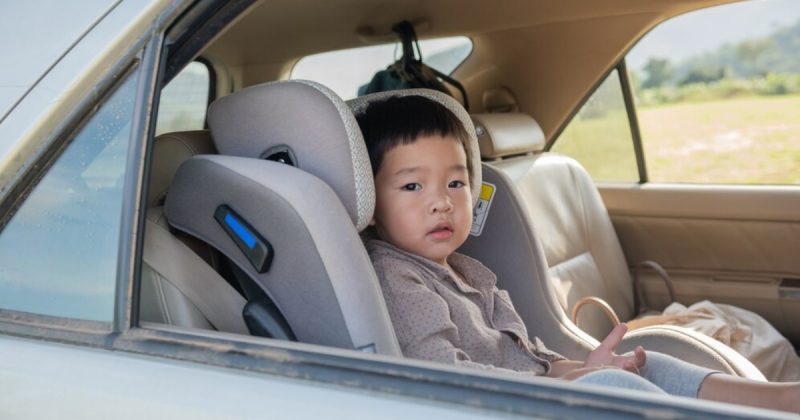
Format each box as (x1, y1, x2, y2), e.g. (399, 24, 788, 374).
(138, 0, 800, 386)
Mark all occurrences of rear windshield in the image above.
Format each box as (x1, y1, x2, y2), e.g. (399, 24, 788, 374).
(291, 36, 472, 100)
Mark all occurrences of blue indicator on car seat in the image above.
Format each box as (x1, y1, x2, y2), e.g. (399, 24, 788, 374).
(214, 205, 274, 273)
(224, 212, 256, 249)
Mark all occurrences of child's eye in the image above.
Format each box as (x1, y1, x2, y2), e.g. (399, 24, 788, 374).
(448, 180, 466, 188)
(401, 183, 422, 191)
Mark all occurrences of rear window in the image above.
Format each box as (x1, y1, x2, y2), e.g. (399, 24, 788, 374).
(155, 61, 211, 136)
(291, 37, 472, 100)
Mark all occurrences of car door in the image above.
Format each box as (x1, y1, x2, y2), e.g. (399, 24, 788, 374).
(550, 0, 800, 344)
(0, 2, 522, 417)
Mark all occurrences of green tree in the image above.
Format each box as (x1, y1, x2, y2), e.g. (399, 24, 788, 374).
(735, 38, 774, 77)
(641, 57, 673, 89)
(679, 64, 727, 86)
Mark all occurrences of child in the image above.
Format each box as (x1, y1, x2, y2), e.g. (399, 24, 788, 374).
(355, 93, 799, 412)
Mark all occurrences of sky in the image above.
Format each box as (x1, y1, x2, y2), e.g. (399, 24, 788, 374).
(627, 0, 800, 71)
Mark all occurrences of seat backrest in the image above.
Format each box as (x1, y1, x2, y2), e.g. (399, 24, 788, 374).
(164, 80, 401, 355)
(454, 113, 596, 359)
(141, 130, 250, 332)
(472, 112, 634, 338)
(147, 130, 217, 211)
(459, 162, 598, 359)
(469, 112, 764, 378)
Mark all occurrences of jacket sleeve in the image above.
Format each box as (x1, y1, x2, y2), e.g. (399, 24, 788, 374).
(493, 287, 566, 364)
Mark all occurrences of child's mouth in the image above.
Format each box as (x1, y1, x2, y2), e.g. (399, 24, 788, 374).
(428, 223, 454, 240)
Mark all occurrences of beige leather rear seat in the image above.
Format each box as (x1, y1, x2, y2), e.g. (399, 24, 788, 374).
(141, 130, 249, 333)
(461, 112, 765, 379)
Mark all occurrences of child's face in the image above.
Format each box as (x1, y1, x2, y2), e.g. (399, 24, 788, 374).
(371, 134, 472, 266)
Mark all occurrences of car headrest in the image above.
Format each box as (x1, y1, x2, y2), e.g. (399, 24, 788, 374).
(147, 130, 216, 208)
(207, 80, 374, 231)
(470, 113, 545, 159)
(348, 89, 483, 206)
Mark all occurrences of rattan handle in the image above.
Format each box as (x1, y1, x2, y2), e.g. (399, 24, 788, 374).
(571, 296, 621, 328)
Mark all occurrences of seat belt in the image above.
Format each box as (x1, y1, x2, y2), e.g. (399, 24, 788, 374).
(143, 219, 249, 335)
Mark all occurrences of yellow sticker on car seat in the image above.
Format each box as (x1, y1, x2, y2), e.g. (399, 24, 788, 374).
(470, 182, 496, 236)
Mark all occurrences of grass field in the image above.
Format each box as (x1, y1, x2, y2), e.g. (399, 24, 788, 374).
(553, 95, 800, 184)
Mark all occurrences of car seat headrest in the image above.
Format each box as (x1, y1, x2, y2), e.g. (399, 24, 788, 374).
(470, 113, 545, 159)
(147, 130, 216, 208)
(207, 80, 374, 231)
(348, 89, 483, 206)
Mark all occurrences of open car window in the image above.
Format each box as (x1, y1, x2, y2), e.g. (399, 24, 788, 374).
(552, 0, 800, 185)
(155, 61, 212, 136)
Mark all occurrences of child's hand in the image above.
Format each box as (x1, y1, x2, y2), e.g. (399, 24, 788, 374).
(584, 323, 646, 374)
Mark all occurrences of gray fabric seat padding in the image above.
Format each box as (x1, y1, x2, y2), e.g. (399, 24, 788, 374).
(459, 164, 597, 360)
(165, 155, 401, 355)
(208, 80, 374, 231)
(195, 80, 401, 353)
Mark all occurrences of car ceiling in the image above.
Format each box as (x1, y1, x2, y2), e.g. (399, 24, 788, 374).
(202, 0, 738, 140)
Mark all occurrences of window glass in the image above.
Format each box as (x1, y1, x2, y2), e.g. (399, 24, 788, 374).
(551, 69, 639, 182)
(155, 61, 210, 136)
(628, 0, 800, 184)
(0, 71, 139, 322)
(291, 37, 472, 100)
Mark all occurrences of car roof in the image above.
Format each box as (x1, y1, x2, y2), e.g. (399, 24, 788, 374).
(202, 0, 738, 141)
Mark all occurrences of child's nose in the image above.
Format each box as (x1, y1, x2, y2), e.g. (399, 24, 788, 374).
(430, 190, 454, 213)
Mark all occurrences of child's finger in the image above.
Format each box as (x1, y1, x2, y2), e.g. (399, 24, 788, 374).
(598, 323, 628, 353)
(634, 346, 647, 368)
(623, 360, 639, 374)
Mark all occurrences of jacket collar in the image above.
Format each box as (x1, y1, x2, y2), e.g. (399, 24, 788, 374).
(367, 239, 497, 293)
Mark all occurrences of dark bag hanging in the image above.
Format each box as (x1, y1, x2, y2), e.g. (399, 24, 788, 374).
(358, 21, 469, 111)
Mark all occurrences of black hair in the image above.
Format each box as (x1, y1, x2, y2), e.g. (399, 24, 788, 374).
(355, 95, 472, 185)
